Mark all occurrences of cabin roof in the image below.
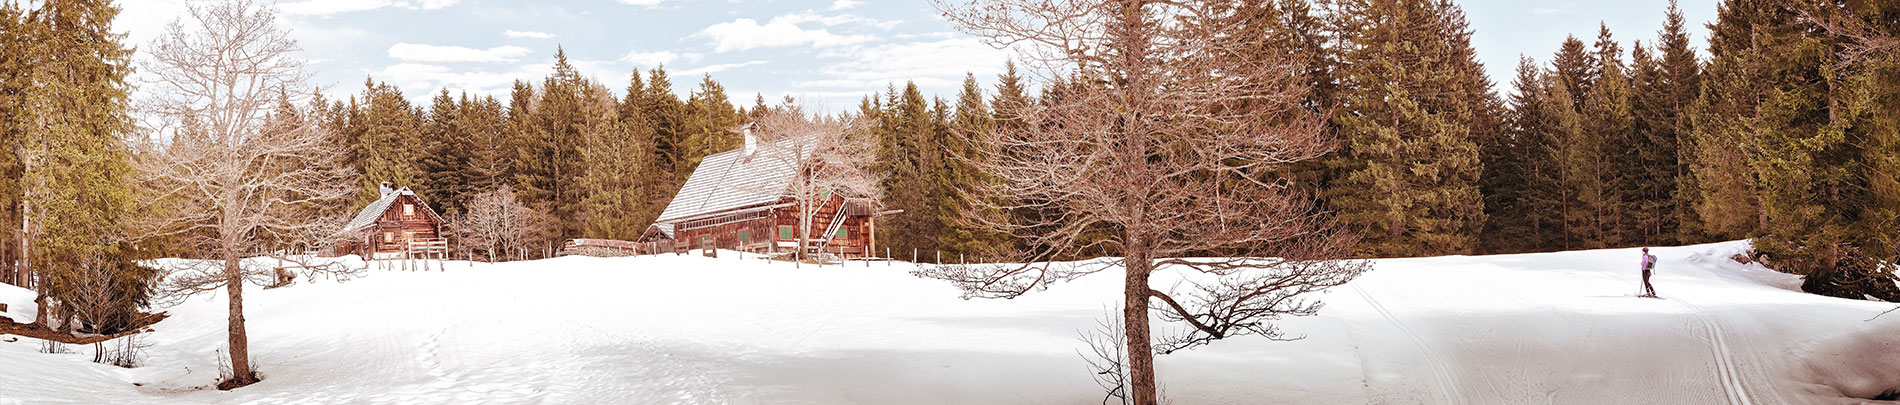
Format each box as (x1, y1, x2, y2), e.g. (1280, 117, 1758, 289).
(652, 140, 803, 224)
(342, 187, 443, 233)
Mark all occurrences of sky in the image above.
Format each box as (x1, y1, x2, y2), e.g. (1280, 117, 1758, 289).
(109, 0, 1722, 112)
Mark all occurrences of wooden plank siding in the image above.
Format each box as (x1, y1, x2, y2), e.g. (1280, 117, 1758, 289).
(369, 194, 442, 253)
(669, 194, 876, 258)
(335, 193, 444, 257)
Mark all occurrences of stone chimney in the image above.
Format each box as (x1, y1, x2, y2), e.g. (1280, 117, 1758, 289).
(741, 122, 758, 160)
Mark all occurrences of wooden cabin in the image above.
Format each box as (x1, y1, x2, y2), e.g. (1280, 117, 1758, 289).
(639, 133, 879, 258)
(333, 182, 445, 258)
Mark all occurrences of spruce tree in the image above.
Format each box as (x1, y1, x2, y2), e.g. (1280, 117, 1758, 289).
(18, 0, 151, 331)
(514, 49, 588, 239)
(874, 82, 937, 260)
(418, 90, 473, 214)
(1326, 0, 1495, 257)
(1655, 0, 1705, 244)
(938, 73, 1008, 258)
(576, 82, 652, 240)
(0, 3, 28, 286)
(1543, 69, 1587, 251)
(1481, 56, 1558, 253)
(1741, 1, 1900, 300)
(1549, 36, 1597, 113)
(1686, 0, 1769, 240)
(679, 74, 742, 177)
(461, 95, 510, 195)
(355, 78, 423, 204)
(1578, 24, 1633, 248)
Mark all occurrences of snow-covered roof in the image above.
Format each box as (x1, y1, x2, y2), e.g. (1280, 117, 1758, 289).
(652, 140, 801, 224)
(343, 187, 442, 232)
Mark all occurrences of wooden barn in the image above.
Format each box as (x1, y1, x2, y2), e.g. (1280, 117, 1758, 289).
(639, 133, 880, 258)
(333, 182, 446, 258)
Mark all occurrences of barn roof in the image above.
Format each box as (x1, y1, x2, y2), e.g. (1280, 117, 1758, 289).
(343, 187, 442, 233)
(652, 140, 802, 224)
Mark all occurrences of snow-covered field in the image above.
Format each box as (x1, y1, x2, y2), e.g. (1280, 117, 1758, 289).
(3, 241, 1899, 404)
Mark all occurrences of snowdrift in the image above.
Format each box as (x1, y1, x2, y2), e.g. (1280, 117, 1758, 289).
(2, 241, 1897, 403)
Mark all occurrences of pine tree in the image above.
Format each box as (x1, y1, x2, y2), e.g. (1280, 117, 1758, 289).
(678, 74, 742, 176)
(1739, 1, 1900, 300)
(1577, 24, 1634, 248)
(638, 66, 687, 185)
(874, 82, 937, 260)
(513, 49, 589, 239)
(1544, 68, 1588, 251)
(0, 3, 29, 286)
(937, 73, 1008, 258)
(460, 95, 510, 196)
(418, 90, 473, 215)
(1549, 36, 1597, 113)
(576, 82, 652, 240)
(1687, 0, 1769, 240)
(1480, 56, 1557, 253)
(355, 78, 423, 204)
(1655, 0, 1705, 244)
(1326, 0, 1495, 257)
(15, 0, 151, 332)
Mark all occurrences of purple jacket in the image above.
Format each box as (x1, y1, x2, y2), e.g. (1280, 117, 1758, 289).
(1640, 254, 1656, 272)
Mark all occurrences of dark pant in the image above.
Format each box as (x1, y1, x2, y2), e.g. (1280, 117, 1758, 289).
(1641, 269, 1656, 296)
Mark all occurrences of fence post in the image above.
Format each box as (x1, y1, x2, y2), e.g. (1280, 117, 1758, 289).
(936, 250, 941, 264)
(912, 248, 917, 264)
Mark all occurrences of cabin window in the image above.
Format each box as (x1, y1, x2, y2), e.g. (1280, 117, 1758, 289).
(778, 225, 794, 240)
(383, 232, 393, 243)
(835, 227, 847, 239)
(404, 204, 415, 216)
(737, 230, 749, 245)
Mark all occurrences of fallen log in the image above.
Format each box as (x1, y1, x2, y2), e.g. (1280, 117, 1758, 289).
(0, 312, 168, 345)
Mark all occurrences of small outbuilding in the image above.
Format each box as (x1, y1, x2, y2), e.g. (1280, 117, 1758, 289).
(333, 182, 445, 258)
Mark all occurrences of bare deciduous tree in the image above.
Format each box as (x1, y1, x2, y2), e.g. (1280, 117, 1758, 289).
(746, 101, 882, 261)
(133, 0, 360, 389)
(450, 185, 542, 262)
(915, 1, 1368, 403)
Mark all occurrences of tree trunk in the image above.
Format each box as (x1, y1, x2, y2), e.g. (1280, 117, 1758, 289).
(1123, 249, 1157, 405)
(224, 255, 256, 387)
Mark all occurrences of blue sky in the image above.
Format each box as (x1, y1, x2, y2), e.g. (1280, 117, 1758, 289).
(112, 0, 1720, 111)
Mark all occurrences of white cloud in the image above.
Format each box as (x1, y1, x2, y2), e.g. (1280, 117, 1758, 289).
(829, 0, 864, 10)
(279, 0, 459, 16)
(620, 51, 681, 67)
(698, 17, 873, 52)
(616, 0, 666, 6)
(798, 37, 1009, 89)
(679, 61, 768, 76)
(388, 43, 533, 63)
(504, 30, 555, 39)
(373, 63, 522, 98)
(771, 12, 899, 30)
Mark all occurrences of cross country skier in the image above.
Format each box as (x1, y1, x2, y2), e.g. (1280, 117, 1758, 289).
(1639, 248, 1658, 298)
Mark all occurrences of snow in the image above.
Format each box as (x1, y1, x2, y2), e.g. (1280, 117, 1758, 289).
(3, 241, 1899, 403)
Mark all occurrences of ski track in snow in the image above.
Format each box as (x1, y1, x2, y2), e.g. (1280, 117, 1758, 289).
(1677, 297, 1754, 405)
(1351, 282, 1465, 404)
